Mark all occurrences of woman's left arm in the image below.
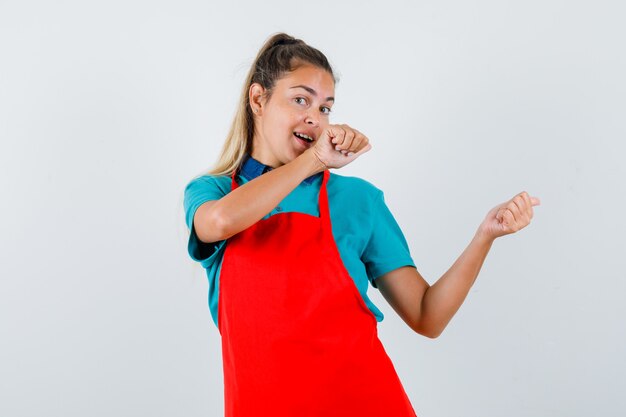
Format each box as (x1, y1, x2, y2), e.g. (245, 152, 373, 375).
(376, 191, 541, 339)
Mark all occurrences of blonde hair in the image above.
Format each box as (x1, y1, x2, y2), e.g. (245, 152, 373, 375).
(205, 32, 337, 177)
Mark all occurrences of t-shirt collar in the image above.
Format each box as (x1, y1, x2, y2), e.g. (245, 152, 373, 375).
(240, 154, 321, 186)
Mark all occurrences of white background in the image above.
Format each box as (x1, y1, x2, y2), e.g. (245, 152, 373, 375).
(1, 1, 624, 416)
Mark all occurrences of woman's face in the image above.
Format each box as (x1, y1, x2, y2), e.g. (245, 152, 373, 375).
(250, 64, 335, 168)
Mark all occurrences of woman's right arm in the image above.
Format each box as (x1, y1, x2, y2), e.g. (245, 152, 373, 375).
(193, 151, 325, 243)
(194, 124, 371, 244)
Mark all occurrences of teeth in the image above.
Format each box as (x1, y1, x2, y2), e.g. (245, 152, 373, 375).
(294, 132, 313, 142)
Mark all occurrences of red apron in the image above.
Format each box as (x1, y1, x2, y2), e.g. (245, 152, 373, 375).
(218, 168, 418, 417)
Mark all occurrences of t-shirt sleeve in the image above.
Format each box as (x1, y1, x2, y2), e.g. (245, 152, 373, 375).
(361, 190, 416, 289)
(183, 175, 228, 268)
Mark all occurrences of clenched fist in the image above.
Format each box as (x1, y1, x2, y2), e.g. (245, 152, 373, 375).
(306, 124, 372, 170)
(478, 192, 541, 240)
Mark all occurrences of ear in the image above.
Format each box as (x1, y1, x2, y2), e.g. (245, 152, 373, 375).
(249, 83, 267, 115)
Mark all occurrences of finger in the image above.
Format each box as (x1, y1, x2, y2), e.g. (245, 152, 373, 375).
(352, 133, 369, 153)
(348, 134, 364, 153)
(323, 125, 334, 139)
(339, 128, 356, 151)
(331, 128, 346, 150)
(496, 206, 507, 223)
(520, 192, 534, 220)
(502, 209, 515, 229)
(511, 195, 529, 223)
(349, 128, 365, 148)
(333, 127, 347, 149)
(512, 195, 526, 212)
(506, 200, 521, 224)
(329, 125, 345, 141)
(531, 196, 541, 206)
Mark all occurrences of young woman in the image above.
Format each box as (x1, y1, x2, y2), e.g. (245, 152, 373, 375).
(184, 33, 540, 417)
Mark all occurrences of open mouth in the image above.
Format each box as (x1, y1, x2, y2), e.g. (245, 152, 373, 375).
(294, 132, 314, 142)
(293, 132, 314, 146)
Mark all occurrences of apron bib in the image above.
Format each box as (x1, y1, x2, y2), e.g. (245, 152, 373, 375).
(218, 168, 418, 417)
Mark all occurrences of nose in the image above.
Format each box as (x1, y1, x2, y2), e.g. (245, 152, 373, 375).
(304, 109, 320, 127)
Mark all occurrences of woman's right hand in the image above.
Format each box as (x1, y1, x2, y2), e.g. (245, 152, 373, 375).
(307, 124, 372, 170)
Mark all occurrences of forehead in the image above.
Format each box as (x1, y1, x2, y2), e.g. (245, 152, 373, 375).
(276, 64, 335, 96)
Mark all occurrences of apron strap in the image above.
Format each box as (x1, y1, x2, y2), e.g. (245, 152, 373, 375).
(318, 169, 331, 222)
(230, 168, 239, 191)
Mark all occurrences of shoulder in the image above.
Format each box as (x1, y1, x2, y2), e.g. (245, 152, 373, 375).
(327, 172, 383, 202)
(184, 174, 232, 195)
(183, 174, 233, 219)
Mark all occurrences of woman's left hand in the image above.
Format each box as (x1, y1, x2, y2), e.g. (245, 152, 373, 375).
(477, 191, 541, 241)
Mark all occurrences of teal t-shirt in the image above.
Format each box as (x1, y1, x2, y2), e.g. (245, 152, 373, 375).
(184, 155, 416, 328)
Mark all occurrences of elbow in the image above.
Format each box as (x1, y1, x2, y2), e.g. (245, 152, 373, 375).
(195, 204, 231, 243)
(412, 319, 443, 339)
(415, 327, 442, 339)
(424, 328, 443, 339)
(411, 286, 445, 339)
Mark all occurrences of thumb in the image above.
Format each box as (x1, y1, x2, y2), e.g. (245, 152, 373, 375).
(325, 125, 343, 142)
(531, 196, 541, 206)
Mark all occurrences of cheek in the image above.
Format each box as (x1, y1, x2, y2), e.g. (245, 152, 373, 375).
(264, 113, 286, 132)
(264, 116, 294, 142)
(264, 104, 302, 135)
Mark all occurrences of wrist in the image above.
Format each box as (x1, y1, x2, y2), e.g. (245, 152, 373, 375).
(474, 227, 495, 246)
(298, 150, 327, 175)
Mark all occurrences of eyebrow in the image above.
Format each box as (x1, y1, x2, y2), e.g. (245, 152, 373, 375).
(289, 85, 335, 102)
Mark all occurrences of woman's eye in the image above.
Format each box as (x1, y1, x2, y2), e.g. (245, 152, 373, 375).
(295, 97, 307, 105)
(321, 107, 332, 115)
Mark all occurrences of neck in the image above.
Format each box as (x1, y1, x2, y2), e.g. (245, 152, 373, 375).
(250, 137, 282, 169)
